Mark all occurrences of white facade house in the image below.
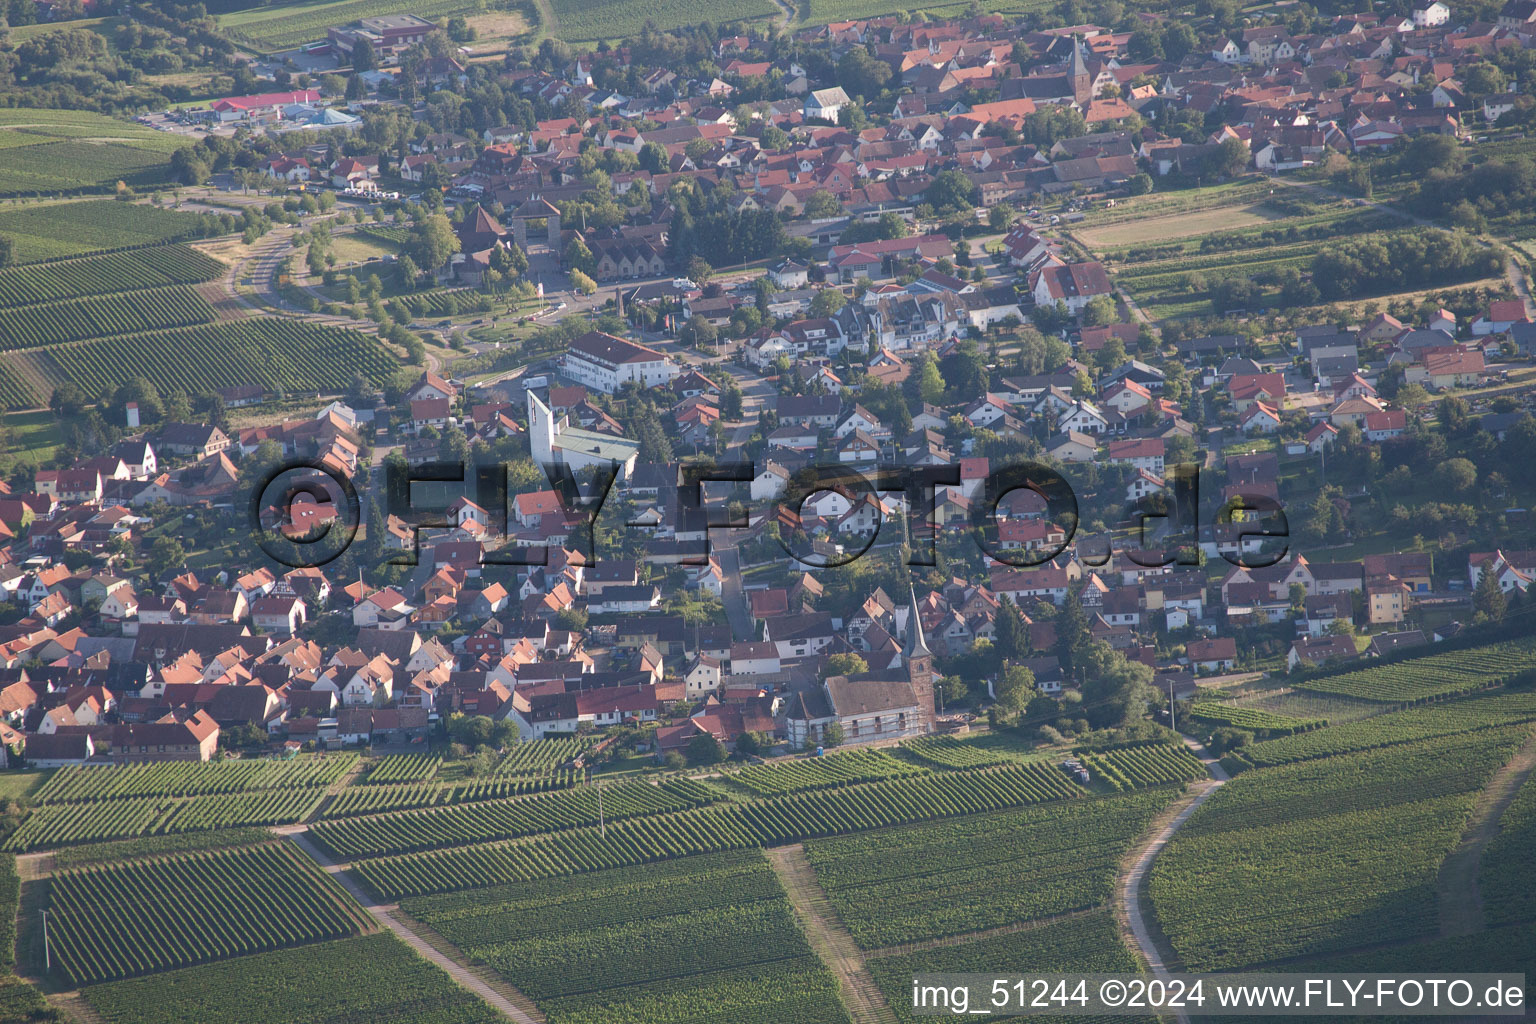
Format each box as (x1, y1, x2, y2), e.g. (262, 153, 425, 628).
(560, 330, 678, 394)
(1413, 1, 1451, 26)
(804, 86, 851, 121)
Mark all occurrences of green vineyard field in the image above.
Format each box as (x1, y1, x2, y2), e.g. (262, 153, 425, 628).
(407, 850, 851, 1024)
(1078, 743, 1210, 790)
(549, 0, 777, 41)
(1150, 728, 1528, 971)
(45, 319, 399, 397)
(363, 753, 441, 785)
(354, 763, 1084, 899)
(320, 771, 578, 819)
(81, 933, 505, 1024)
(1293, 637, 1536, 703)
(310, 777, 718, 859)
(1185, 702, 1327, 735)
(0, 201, 211, 263)
(900, 733, 1037, 768)
(496, 735, 595, 774)
(1481, 772, 1536, 927)
(35, 754, 356, 804)
(0, 285, 214, 350)
(48, 844, 370, 985)
(804, 790, 1177, 949)
(1231, 689, 1536, 769)
(220, 0, 477, 52)
(4, 787, 328, 851)
(0, 362, 35, 410)
(0, 244, 224, 309)
(866, 909, 1155, 1024)
(721, 748, 927, 796)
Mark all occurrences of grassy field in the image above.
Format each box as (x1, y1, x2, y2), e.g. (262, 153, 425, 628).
(1076, 202, 1288, 248)
(0, 771, 49, 803)
(6, 15, 121, 43)
(0, 409, 62, 458)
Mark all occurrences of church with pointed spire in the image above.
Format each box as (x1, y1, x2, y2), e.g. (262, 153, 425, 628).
(999, 33, 1099, 110)
(901, 583, 937, 730)
(783, 583, 938, 747)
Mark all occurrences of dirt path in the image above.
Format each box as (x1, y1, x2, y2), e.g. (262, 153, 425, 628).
(283, 827, 544, 1024)
(766, 844, 897, 1024)
(307, 758, 370, 823)
(46, 991, 105, 1024)
(1505, 256, 1536, 321)
(1437, 725, 1536, 937)
(1116, 738, 1228, 1024)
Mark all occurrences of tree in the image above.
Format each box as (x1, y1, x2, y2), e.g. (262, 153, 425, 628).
(1204, 136, 1250, 179)
(821, 722, 845, 747)
(1435, 456, 1477, 493)
(352, 37, 377, 72)
(735, 730, 771, 756)
(1056, 588, 1090, 672)
(1474, 562, 1507, 622)
(638, 142, 669, 174)
(147, 536, 186, 580)
(1128, 27, 1164, 60)
(916, 352, 945, 405)
(1300, 486, 1345, 543)
(1464, 62, 1507, 97)
(809, 288, 847, 317)
(678, 315, 717, 348)
(994, 664, 1036, 716)
(1081, 295, 1116, 326)
(570, 269, 597, 295)
(996, 600, 1031, 661)
(1127, 172, 1154, 196)
(564, 236, 596, 277)
(686, 731, 727, 765)
(838, 46, 892, 98)
(1396, 382, 1431, 410)
(410, 213, 459, 271)
(1402, 133, 1463, 176)
(825, 653, 868, 677)
(721, 381, 744, 419)
(1438, 395, 1470, 436)
(925, 170, 979, 214)
(686, 256, 713, 286)
(804, 189, 842, 219)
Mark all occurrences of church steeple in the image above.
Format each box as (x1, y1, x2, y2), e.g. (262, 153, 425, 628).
(1069, 34, 1092, 106)
(904, 584, 935, 729)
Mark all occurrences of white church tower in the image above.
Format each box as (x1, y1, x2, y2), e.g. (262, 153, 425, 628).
(527, 389, 561, 466)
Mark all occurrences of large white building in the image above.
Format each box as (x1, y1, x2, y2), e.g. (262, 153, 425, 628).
(560, 331, 678, 394)
(528, 390, 640, 482)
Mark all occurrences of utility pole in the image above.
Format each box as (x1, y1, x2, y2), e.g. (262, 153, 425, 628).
(41, 910, 48, 972)
(1168, 677, 1177, 733)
